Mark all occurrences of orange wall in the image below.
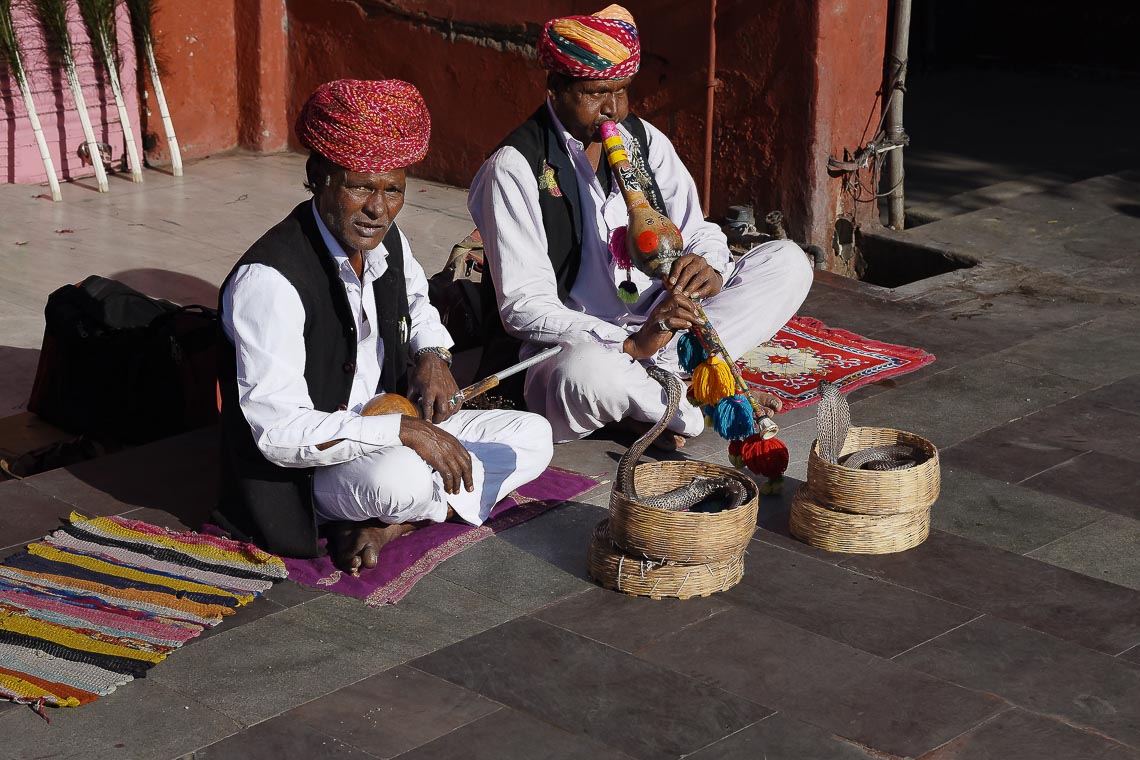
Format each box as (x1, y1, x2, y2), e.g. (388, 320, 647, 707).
(139, 0, 239, 163)
(146, 0, 888, 251)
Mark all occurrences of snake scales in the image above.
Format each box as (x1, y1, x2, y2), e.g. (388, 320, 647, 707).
(816, 381, 926, 470)
(616, 365, 748, 511)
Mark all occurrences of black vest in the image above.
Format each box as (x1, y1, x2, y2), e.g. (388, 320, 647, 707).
(474, 108, 666, 388)
(213, 202, 411, 558)
(491, 106, 665, 302)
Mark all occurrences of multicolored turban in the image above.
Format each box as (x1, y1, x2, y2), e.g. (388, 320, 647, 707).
(538, 4, 640, 80)
(295, 79, 431, 173)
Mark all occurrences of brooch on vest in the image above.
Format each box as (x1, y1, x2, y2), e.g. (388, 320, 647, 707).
(538, 160, 563, 198)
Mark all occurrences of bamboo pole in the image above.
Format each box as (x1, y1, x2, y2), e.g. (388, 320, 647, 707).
(142, 38, 180, 175)
(0, 1, 62, 200)
(80, 0, 142, 182)
(126, 0, 181, 176)
(33, 0, 109, 193)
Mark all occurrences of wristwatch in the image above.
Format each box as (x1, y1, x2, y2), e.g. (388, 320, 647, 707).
(415, 346, 453, 367)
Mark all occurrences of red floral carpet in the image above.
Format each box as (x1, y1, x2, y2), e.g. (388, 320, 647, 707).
(737, 316, 935, 410)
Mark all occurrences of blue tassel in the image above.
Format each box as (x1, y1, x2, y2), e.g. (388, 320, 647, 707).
(712, 394, 756, 440)
(678, 332, 708, 373)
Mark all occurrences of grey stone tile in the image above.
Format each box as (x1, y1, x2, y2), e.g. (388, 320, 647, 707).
(898, 616, 1140, 749)
(639, 605, 1006, 759)
(1022, 451, 1140, 520)
(687, 714, 886, 760)
(532, 586, 731, 654)
(1083, 374, 1140, 417)
(931, 468, 1104, 553)
(149, 608, 401, 726)
(432, 535, 590, 612)
(837, 530, 1140, 654)
(0, 481, 71, 549)
(725, 542, 978, 658)
(1028, 515, 1140, 590)
(412, 616, 768, 760)
(395, 706, 638, 760)
(550, 432, 630, 482)
(939, 415, 1088, 484)
(846, 357, 1092, 450)
(498, 500, 608, 582)
(0, 679, 239, 760)
(920, 708, 1140, 760)
(151, 576, 515, 726)
(798, 282, 932, 335)
(998, 313, 1140, 384)
(283, 575, 520, 660)
(187, 716, 374, 759)
(286, 665, 500, 759)
(21, 428, 220, 527)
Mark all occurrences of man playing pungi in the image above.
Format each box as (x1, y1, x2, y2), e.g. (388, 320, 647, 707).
(469, 4, 813, 450)
(214, 80, 553, 573)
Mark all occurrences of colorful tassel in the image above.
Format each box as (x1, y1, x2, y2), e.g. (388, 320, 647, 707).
(677, 332, 708, 373)
(711, 394, 755, 440)
(702, 405, 715, 429)
(690, 356, 736, 406)
(617, 279, 640, 303)
(728, 439, 745, 469)
(741, 434, 789, 479)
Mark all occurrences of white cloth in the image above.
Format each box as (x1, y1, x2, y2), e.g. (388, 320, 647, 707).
(468, 102, 732, 351)
(469, 106, 814, 442)
(222, 201, 553, 524)
(313, 410, 553, 525)
(525, 241, 813, 441)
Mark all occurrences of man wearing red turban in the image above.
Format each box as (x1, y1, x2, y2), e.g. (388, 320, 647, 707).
(215, 79, 553, 573)
(470, 6, 812, 449)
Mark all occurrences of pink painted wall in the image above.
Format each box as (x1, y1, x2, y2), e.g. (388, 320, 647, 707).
(0, 3, 143, 185)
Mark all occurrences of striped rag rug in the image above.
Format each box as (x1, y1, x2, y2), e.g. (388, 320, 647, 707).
(0, 512, 286, 714)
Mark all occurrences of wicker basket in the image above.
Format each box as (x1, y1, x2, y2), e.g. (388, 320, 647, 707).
(804, 427, 940, 515)
(789, 490, 930, 554)
(608, 460, 759, 563)
(587, 520, 745, 599)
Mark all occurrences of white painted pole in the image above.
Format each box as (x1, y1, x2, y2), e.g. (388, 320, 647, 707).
(63, 61, 109, 192)
(13, 50, 62, 201)
(144, 39, 180, 176)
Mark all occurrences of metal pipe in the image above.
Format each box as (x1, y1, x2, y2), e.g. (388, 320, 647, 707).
(885, 0, 913, 230)
(702, 0, 717, 217)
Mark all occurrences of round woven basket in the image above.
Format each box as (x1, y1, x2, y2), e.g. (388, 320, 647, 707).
(587, 520, 745, 599)
(789, 490, 930, 554)
(608, 460, 759, 563)
(805, 427, 940, 515)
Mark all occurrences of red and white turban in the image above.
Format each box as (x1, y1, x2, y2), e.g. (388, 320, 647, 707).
(295, 79, 431, 173)
(538, 4, 640, 80)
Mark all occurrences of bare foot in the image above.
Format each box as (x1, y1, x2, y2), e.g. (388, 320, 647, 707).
(328, 519, 417, 576)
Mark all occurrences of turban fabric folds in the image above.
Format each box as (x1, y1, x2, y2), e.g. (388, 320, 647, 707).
(538, 4, 640, 80)
(295, 79, 431, 173)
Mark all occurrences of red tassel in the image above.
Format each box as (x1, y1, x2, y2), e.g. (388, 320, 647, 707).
(741, 434, 789, 480)
(728, 439, 745, 469)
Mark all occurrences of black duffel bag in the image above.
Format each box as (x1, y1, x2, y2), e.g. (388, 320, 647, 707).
(28, 276, 220, 444)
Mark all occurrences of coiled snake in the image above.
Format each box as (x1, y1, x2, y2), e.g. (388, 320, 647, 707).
(616, 365, 748, 511)
(816, 381, 926, 470)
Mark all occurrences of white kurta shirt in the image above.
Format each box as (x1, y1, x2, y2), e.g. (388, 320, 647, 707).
(220, 201, 453, 469)
(468, 101, 732, 352)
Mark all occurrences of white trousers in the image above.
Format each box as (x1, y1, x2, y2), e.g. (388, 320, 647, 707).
(525, 240, 813, 443)
(313, 410, 553, 526)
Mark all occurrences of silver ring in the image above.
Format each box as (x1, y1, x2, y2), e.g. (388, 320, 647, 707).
(655, 319, 670, 333)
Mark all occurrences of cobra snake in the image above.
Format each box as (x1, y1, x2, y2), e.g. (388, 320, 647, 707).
(816, 381, 926, 470)
(615, 365, 748, 511)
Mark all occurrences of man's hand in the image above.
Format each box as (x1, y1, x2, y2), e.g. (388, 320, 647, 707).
(668, 254, 723, 300)
(623, 292, 705, 361)
(408, 352, 462, 423)
(398, 416, 473, 496)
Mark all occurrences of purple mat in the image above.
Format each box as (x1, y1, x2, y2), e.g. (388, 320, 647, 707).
(284, 466, 600, 606)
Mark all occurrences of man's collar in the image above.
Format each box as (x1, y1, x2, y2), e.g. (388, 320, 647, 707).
(310, 200, 387, 278)
(546, 99, 585, 154)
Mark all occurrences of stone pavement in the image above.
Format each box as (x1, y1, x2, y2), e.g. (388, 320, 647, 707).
(0, 153, 1138, 759)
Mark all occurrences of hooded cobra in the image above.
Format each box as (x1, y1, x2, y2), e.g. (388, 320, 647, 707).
(615, 365, 748, 511)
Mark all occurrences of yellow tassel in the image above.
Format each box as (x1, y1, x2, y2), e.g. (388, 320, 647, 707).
(691, 357, 736, 406)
